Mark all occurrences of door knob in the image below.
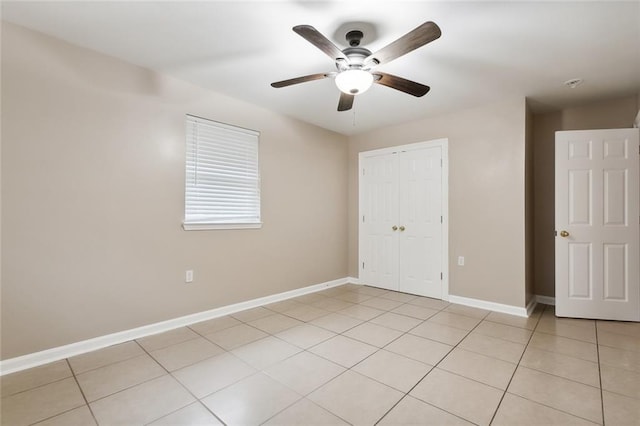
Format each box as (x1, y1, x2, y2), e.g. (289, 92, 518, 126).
(399, 226, 405, 231)
(559, 230, 570, 238)
(392, 226, 398, 231)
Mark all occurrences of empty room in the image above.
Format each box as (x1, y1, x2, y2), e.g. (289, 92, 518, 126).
(1, 1, 639, 425)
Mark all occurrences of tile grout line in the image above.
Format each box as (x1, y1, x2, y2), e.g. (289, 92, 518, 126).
(534, 328, 599, 345)
(15, 346, 193, 425)
(490, 305, 604, 425)
(133, 339, 229, 426)
(514, 362, 603, 391)
(524, 339, 599, 363)
(71, 356, 187, 407)
(509, 311, 604, 389)
(67, 343, 143, 376)
(256, 375, 353, 426)
(374, 308, 490, 426)
(1, 375, 70, 399)
(13, 363, 97, 425)
(137, 331, 202, 354)
(149, 337, 228, 371)
(595, 321, 606, 426)
(65, 358, 100, 426)
(486, 303, 545, 425)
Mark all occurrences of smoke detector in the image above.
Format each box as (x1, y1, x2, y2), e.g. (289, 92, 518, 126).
(564, 78, 583, 89)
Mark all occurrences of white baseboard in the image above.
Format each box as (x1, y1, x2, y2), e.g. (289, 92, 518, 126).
(347, 276, 361, 285)
(448, 294, 529, 318)
(535, 295, 556, 306)
(0, 277, 353, 376)
(525, 297, 537, 317)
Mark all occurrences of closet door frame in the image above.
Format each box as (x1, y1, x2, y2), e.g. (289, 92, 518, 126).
(358, 138, 450, 300)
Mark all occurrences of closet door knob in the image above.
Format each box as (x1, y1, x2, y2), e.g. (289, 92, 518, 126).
(399, 226, 405, 231)
(392, 226, 398, 231)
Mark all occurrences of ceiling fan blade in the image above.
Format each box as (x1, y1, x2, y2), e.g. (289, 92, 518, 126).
(373, 72, 430, 97)
(293, 25, 347, 62)
(365, 21, 441, 66)
(271, 73, 332, 88)
(337, 92, 354, 111)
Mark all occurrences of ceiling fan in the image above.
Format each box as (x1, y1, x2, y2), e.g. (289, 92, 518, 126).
(271, 21, 442, 112)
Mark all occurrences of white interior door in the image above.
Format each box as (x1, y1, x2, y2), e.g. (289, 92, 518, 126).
(555, 128, 640, 321)
(399, 147, 443, 298)
(360, 153, 399, 291)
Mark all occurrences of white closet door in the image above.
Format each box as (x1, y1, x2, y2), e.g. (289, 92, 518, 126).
(360, 143, 445, 298)
(360, 154, 399, 291)
(399, 147, 443, 298)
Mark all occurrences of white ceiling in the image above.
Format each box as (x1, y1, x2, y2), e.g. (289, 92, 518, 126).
(3, 1, 639, 135)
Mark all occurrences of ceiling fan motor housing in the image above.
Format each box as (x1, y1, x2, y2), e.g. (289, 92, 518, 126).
(336, 47, 372, 71)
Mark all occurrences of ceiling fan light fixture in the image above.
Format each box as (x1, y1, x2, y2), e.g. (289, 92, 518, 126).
(335, 69, 373, 95)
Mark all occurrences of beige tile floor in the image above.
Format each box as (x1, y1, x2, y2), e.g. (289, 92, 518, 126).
(2, 284, 639, 425)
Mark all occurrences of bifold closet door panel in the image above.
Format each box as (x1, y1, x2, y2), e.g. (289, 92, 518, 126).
(398, 147, 443, 298)
(360, 153, 400, 291)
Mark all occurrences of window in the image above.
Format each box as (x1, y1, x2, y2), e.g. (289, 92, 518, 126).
(183, 115, 261, 230)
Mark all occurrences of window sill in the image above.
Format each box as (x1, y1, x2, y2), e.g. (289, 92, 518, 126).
(182, 222, 263, 231)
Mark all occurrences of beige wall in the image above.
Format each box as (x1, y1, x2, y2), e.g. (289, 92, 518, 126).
(348, 98, 528, 308)
(531, 112, 561, 298)
(532, 95, 639, 297)
(1, 23, 349, 359)
(561, 96, 639, 131)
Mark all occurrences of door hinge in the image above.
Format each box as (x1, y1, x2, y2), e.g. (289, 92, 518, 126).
(362, 262, 365, 269)
(362, 215, 365, 223)
(440, 272, 443, 280)
(440, 216, 443, 224)
(362, 168, 366, 176)
(440, 159, 443, 167)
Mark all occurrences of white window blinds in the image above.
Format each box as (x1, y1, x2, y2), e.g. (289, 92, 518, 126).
(184, 115, 261, 230)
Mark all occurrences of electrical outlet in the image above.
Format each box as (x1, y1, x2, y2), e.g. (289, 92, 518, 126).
(457, 256, 465, 266)
(185, 270, 194, 283)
